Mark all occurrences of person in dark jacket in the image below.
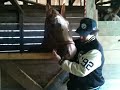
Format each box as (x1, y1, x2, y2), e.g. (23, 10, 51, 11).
(53, 18, 105, 90)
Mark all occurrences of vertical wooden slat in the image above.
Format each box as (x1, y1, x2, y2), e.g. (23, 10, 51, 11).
(19, 13, 24, 52)
(10, 0, 24, 52)
(80, 0, 82, 6)
(36, 0, 38, 3)
(10, 0, 23, 13)
(59, 0, 60, 6)
(84, 0, 86, 17)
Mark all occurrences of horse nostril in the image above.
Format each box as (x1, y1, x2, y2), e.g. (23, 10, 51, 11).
(118, 39, 120, 42)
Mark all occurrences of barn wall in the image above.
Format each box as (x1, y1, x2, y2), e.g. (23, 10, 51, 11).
(0, 1, 120, 89)
(97, 21, 120, 89)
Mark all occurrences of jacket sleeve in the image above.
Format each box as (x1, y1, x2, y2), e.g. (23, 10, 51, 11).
(61, 49, 102, 77)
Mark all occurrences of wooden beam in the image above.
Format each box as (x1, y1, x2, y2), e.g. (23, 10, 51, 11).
(18, 12, 24, 53)
(0, 61, 43, 90)
(19, 0, 45, 7)
(0, 53, 53, 60)
(44, 70, 69, 90)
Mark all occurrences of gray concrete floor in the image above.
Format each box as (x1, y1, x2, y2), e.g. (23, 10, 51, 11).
(101, 64, 120, 90)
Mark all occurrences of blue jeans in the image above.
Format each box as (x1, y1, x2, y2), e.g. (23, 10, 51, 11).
(67, 79, 101, 90)
(67, 86, 100, 90)
(67, 82, 101, 90)
(88, 86, 100, 90)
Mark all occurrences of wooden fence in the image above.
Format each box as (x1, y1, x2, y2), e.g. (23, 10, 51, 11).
(0, 5, 84, 52)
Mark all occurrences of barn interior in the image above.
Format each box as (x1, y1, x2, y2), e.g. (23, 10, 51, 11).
(0, 0, 120, 90)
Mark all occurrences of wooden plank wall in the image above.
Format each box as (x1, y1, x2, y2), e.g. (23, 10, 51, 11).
(0, 5, 84, 52)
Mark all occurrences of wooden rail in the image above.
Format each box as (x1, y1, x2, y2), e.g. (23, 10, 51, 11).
(0, 52, 59, 90)
(0, 53, 53, 60)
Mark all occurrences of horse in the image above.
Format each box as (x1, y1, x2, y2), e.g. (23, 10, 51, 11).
(41, 3, 77, 60)
(28, 4, 77, 89)
(98, 7, 120, 21)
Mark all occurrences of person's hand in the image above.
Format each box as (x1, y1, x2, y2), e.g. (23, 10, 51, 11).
(52, 50, 61, 61)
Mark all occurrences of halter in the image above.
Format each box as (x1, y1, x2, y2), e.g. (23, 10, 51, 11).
(47, 30, 75, 48)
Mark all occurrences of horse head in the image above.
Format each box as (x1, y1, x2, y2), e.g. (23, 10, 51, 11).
(44, 4, 73, 44)
(42, 4, 76, 59)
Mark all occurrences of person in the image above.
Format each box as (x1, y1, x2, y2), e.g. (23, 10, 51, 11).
(52, 18, 105, 90)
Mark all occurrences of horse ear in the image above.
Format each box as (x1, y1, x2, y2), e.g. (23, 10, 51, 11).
(60, 3, 66, 18)
(46, 3, 52, 16)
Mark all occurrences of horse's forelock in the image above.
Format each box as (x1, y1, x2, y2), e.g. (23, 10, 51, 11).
(55, 15, 69, 31)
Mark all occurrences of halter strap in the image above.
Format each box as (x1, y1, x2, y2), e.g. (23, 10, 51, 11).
(56, 41, 75, 46)
(47, 29, 74, 46)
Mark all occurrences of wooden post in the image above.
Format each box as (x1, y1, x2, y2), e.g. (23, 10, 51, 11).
(18, 12, 24, 53)
(47, 0, 51, 5)
(69, 0, 75, 6)
(36, 0, 38, 3)
(59, 0, 60, 6)
(9, 0, 24, 52)
(86, 0, 96, 19)
(84, 0, 86, 17)
(80, 0, 82, 6)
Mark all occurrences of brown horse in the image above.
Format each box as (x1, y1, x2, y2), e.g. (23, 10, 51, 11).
(41, 4, 77, 59)
(28, 4, 76, 89)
